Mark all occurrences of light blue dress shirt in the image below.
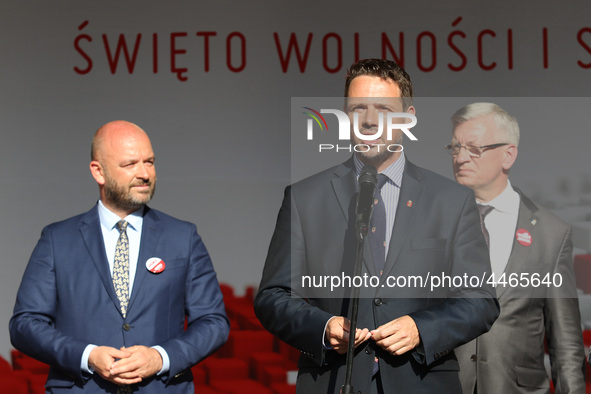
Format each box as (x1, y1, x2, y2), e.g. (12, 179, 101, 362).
(81, 200, 170, 376)
(354, 151, 405, 257)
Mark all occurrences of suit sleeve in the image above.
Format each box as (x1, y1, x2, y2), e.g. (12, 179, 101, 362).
(158, 224, 230, 380)
(544, 225, 585, 393)
(408, 190, 500, 366)
(9, 225, 90, 380)
(254, 187, 334, 366)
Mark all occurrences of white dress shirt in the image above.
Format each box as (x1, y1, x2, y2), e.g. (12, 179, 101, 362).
(479, 180, 521, 281)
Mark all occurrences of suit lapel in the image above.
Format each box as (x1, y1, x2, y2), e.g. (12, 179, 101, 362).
(331, 159, 357, 224)
(79, 206, 122, 312)
(382, 160, 423, 278)
(497, 189, 538, 298)
(127, 207, 162, 313)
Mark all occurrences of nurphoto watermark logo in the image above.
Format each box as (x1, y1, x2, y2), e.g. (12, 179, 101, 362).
(301, 106, 418, 153)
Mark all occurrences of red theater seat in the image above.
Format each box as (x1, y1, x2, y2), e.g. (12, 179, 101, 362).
(218, 330, 275, 360)
(270, 383, 297, 394)
(0, 375, 29, 394)
(0, 369, 35, 394)
(190, 364, 207, 385)
(277, 340, 300, 366)
(210, 379, 273, 394)
(574, 254, 591, 294)
(0, 355, 12, 374)
(207, 283, 300, 393)
(249, 352, 286, 380)
(11, 350, 50, 374)
(202, 358, 249, 383)
(194, 384, 227, 394)
(29, 373, 47, 394)
(260, 365, 289, 386)
(584, 330, 591, 347)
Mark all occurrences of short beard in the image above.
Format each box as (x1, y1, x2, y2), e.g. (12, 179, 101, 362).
(104, 177, 155, 213)
(356, 147, 394, 166)
(354, 134, 403, 167)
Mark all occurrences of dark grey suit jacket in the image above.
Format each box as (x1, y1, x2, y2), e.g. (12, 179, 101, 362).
(455, 189, 585, 394)
(255, 157, 500, 394)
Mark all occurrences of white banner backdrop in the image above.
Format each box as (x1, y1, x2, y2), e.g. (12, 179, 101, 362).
(1, 0, 590, 360)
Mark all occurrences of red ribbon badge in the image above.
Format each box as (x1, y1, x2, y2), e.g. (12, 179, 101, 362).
(515, 229, 532, 247)
(146, 257, 166, 274)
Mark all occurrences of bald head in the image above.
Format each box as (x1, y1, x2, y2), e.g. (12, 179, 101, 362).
(91, 120, 149, 162)
(89, 120, 156, 218)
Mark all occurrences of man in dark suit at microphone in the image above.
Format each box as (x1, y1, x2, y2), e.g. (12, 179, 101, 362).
(254, 58, 499, 394)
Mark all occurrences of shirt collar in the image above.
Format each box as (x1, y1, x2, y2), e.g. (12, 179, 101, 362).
(353, 151, 405, 187)
(482, 180, 520, 215)
(97, 200, 144, 232)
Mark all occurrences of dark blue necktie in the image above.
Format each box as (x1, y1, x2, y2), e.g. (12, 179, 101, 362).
(370, 174, 388, 377)
(369, 174, 389, 276)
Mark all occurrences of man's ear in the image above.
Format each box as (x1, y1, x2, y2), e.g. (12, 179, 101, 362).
(406, 105, 416, 116)
(89, 161, 105, 186)
(502, 145, 518, 171)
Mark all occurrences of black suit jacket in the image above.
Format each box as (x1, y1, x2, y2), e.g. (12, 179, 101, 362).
(255, 157, 500, 394)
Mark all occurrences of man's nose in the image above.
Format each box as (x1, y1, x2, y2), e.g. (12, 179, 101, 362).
(361, 107, 380, 129)
(136, 162, 150, 179)
(455, 146, 472, 164)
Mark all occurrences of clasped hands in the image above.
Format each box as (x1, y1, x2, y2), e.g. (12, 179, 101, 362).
(325, 315, 420, 356)
(89, 345, 162, 386)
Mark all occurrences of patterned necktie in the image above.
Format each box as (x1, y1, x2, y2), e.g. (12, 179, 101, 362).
(113, 220, 130, 318)
(369, 174, 389, 276)
(477, 204, 494, 249)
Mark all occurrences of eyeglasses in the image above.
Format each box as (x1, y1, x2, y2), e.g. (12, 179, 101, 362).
(444, 143, 509, 158)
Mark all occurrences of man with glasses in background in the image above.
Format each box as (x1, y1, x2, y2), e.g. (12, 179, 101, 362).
(447, 102, 585, 394)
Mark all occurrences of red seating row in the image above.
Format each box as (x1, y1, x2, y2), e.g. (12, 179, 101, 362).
(0, 352, 47, 394)
(3, 283, 297, 394)
(575, 254, 591, 294)
(202, 284, 297, 393)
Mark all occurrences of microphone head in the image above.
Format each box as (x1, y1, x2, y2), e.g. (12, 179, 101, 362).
(355, 164, 378, 238)
(358, 164, 378, 187)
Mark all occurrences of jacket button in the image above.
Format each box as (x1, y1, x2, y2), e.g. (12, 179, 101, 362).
(374, 298, 382, 306)
(365, 347, 372, 355)
(123, 323, 131, 331)
(470, 355, 477, 362)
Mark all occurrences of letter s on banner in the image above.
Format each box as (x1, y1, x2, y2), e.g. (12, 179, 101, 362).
(74, 20, 93, 74)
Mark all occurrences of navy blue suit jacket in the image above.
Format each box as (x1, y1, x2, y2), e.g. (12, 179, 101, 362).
(10, 205, 229, 393)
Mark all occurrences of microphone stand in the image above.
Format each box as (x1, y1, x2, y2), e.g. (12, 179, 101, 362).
(341, 221, 368, 394)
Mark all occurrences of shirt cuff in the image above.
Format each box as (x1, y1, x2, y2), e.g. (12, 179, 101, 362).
(152, 346, 170, 375)
(81, 344, 97, 374)
(322, 316, 337, 349)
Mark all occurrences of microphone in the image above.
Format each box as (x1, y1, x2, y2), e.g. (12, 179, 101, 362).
(355, 164, 378, 239)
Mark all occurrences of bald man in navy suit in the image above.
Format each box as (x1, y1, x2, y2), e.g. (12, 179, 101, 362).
(10, 121, 229, 393)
